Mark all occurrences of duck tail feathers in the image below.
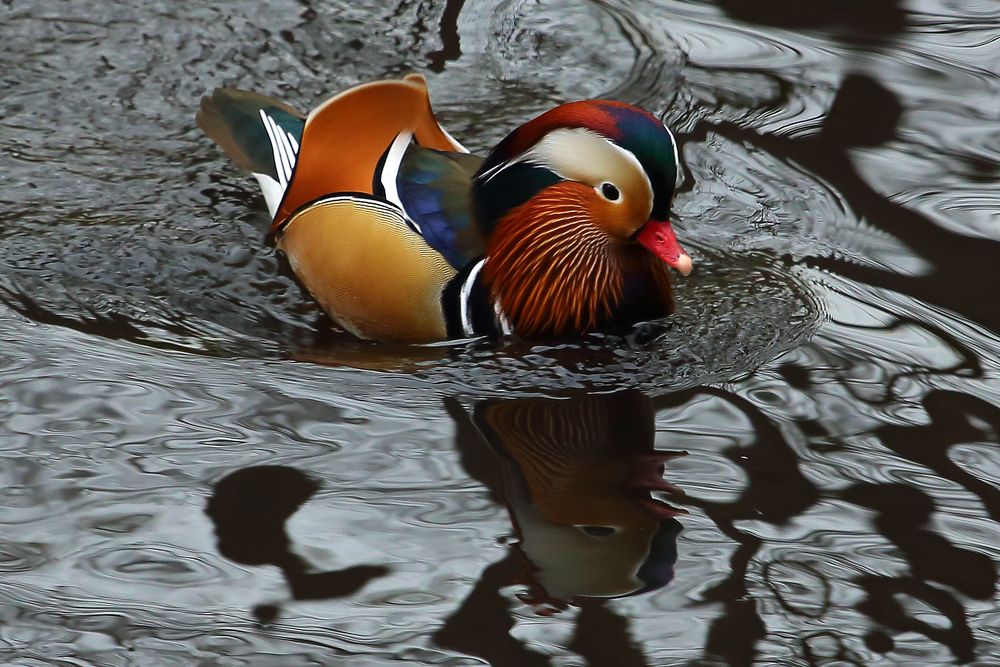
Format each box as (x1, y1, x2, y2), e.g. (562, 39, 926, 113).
(196, 88, 306, 217)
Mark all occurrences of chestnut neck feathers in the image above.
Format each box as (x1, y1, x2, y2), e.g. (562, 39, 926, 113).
(482, 182, 625, 337)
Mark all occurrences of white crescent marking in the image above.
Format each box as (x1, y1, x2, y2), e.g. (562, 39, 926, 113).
(460, 259, 486, 336)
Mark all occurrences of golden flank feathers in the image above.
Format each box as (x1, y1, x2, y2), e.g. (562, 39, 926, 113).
(482, 397, 637, 528)
(278, 196, 455, 343)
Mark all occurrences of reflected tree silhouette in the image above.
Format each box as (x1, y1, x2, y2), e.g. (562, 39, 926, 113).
(198, 371, 998, 662)
(205, 465, 390, 622)
(654, 387, 819, 666)
(425, 0, 465, 71)
(432, 551, 552, 667)
(667, 60, 1000, 658)
(841, 484, 997, 600)
(568, 600, 651, 667)
(840, 482, 995, 660)
(713, 0, 909, 46)
(857, 576, 977, 663)
(682, 73, 1000, 333)
(875, 390, 1000, 524)
(650, 372, 997, 663)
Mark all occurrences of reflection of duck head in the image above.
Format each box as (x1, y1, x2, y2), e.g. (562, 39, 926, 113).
(469, 390, 684, 605)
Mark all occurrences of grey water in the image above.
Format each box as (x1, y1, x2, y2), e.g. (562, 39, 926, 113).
(1, 0, 998, 664)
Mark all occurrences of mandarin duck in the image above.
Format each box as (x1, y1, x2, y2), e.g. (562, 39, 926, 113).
(197, 74, 692, 343)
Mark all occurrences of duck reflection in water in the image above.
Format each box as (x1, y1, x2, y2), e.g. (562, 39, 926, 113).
(437, 389, 685, 663)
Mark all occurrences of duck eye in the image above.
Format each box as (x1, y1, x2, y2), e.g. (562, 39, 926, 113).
(600, 182, 621, 201)
(580, 525, 617, 537)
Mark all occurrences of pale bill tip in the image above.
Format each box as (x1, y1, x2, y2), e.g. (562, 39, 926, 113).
(675, 253, 693, 277)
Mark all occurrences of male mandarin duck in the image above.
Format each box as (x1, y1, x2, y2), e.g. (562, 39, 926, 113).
(197, 74, 692, 343)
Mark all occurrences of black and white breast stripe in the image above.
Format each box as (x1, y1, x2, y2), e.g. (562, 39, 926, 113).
(442, 258, 513, 338)
(377, 132, 413, 223)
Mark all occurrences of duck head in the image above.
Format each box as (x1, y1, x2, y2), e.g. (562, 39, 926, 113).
(474, 100, 692, 337)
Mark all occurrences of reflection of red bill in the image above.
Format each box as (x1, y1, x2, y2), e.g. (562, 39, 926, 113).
(623, 451, 688, 518)
(636, 219, 693, 276)
(634, 495, 687, 519)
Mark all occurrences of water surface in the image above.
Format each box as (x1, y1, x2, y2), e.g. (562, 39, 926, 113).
(1, 0, 998, 664)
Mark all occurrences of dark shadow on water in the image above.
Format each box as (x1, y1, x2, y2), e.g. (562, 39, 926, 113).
(683, 73, 1000, 333)
(713, 0, 909, 46)
(651, 381, 997, 664)
(770, 363, 998, 661)
(857, 576, 977, 663)
(205, 466, 390, 622)
(653, 387, 819, 666)
(431, 551, 552, 667)
(426, 0, 466, 72)
(874, 390, 1000, 524)
(837, 481, 995, 662)
(0, 278, 220, 356)
(842, 482, 997, 601)
(569, 600, 651, 667)
(198, 380, 997, 662)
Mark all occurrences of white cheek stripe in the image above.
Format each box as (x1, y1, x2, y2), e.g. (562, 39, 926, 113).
(601, 137, 654, 220)
(475, 157, 516, 184)
(460, 259, 486, 336)
(474, 132, 572, 186)
(486, 127, 652, 218)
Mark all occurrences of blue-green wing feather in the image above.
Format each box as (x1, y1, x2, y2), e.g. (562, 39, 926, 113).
(197, 88, 305, 180)
(396, 146, 486, 268)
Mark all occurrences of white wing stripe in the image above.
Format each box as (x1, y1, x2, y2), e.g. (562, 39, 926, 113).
(252, 172, 283, 218)
(275, 120, 297, 181)
(259, 109, 286, 188)
(494, 302, 513, 335)
(663, 124, 681, 187)
(267, 114, 293, 182)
